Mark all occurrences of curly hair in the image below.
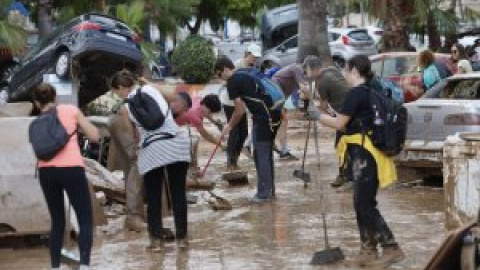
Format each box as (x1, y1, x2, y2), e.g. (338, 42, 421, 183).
(418, 50, 435, 69)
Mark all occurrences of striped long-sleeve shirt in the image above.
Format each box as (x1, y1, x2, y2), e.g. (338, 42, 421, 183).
(127, 85, 190, 176)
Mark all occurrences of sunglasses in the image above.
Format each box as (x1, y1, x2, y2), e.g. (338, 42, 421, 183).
(452, 50, 459, 54)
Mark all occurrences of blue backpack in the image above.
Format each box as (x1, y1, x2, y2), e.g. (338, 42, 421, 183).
(237, 68, 285, 112)
(370, 76, 404, 104)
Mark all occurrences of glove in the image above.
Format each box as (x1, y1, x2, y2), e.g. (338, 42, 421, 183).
(307, 103, 321, 121)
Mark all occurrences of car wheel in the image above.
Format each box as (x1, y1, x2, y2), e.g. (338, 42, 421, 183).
(1, 63, 15, 82)
(333, 57, 345, 69)
(54, 51, 71, 79)
(0, 86, 9, 105)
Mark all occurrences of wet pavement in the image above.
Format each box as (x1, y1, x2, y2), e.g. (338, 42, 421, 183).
(0, 123, 446, 270)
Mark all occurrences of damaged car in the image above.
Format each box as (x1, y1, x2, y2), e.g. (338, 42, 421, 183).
(397, 72, 480, 182)
(2, 12, 143, 107)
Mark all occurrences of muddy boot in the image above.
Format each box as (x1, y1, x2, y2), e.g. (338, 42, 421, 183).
(366, 245, 405, 268)
(347, 246, 379, 267)
(146, 238, 164, 252)
(330, 174, 346, 187)
(177, 238, 189, 250)
(125, 215, 146, 232)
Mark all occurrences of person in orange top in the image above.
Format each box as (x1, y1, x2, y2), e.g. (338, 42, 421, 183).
(33, 83, 99, 270)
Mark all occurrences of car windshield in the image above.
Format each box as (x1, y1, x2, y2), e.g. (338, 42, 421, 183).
(88, 15, 132, 32)
(380, 56, 418, 77)
(347, 30, 371, 41)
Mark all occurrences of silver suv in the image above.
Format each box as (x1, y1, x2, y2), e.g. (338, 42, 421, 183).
(261, 28, 377, 68)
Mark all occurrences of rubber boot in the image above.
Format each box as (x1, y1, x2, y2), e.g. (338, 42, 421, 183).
(146, 238, 164, 252)
(347, 246, 379, 267)
(365, 245, 405, 268)
(177, 238, 189, 250)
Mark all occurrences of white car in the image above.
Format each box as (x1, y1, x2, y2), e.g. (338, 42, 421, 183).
(365, 26, 383, 45)
(261, 28, 377, 69)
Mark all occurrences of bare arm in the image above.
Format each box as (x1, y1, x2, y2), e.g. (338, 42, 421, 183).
(139, 77, 177, 103)
(318, 113, 351, 132)
(77, 111, 100, 143)
(197, 125, 221, 145)
(223, 97, 245, 135)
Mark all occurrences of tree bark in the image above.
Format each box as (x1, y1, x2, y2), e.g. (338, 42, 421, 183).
(443, 0, 458, 52)
(297, 0, 331, 64)
(381, 0, 412, 52)
(37, 0, 53, 39)
(427, 12, 441, 51)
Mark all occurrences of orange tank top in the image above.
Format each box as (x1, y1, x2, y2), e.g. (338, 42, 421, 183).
(37, 104, 85, 168)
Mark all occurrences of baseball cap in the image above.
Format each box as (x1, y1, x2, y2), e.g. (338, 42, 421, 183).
(246, 43, 262, 58)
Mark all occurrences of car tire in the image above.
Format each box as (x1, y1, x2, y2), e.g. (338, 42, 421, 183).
(333, 57, 345, 69)
(0, 85, 9, 105)
(54, 51, 71, 79)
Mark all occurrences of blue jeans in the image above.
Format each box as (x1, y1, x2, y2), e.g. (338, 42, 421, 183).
(252, 115, 281, 199)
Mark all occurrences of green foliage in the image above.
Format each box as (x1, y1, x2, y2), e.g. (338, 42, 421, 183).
(171, 35, 215, 84)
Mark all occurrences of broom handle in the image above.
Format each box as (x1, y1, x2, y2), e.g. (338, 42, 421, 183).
(301, 120, 312, 170)
(201, 133, 225, 177)
(322, 212, 330, 249)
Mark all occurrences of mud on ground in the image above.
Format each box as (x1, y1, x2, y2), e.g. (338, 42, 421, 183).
(0, 119, 446, 270)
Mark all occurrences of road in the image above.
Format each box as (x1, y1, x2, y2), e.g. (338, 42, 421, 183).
(0, 119, 445, 270)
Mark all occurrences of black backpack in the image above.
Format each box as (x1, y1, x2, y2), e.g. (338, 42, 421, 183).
(29, 107, 76, 161)
(362, 86, 408, 156)
(127, 88, 169, 131)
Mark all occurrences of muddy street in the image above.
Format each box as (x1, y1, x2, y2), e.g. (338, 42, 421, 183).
(0, 121, 445, 270)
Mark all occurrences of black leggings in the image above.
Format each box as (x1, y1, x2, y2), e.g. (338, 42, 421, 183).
(223, 105, 248, 166)
(143, 162, 189, 240)
(38, 167, 93, 268)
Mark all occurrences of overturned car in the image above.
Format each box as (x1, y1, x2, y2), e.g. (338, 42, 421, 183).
(2, 13, 143, 107)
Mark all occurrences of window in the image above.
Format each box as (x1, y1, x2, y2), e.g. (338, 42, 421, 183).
(282, 36, 298, 50)
(347, 30, 371, 41)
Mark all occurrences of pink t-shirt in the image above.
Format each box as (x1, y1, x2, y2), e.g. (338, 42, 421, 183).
(38, 104, 85, 168)
(175, 96, 204, 129)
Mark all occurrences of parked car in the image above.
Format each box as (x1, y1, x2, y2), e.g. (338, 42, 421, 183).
(365, 25, 383, 45)
(396, 73, 480, 182)
(3, 12, 143, 107)
(261, 28, 377, 69)
(370, 52, 453, 102)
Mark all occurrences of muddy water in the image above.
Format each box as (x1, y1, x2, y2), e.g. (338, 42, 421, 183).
(0, 127, 445, 270)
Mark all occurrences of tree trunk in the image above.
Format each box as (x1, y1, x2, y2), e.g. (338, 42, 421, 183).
(443, 0, 458, 52)
(37, 0, 53, 39)
(297, 0, 331, 64)
(381, 0, 412, 52)
(427, 12, 441, 51)
(187, 18, 202, 35)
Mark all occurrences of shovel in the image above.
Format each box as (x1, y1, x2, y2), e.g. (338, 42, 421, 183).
(293, 120, 312, 185)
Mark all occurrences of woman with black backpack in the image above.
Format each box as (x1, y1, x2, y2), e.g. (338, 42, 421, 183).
(31, 83, 99, 270)
(317, 55, 404, 268)
(110, 71, 192, 251)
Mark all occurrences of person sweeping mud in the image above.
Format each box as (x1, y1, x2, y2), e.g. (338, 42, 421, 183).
(215, 56, 282, 203)
(271, 56, 324, 160)
(316, 55, 405, 268)
(112, 71, 192, 251)
(175, 94, 224, 175)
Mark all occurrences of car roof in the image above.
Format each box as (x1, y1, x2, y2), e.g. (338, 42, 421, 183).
(447, 72, 480, 81)
(329, 27, 368, 34)
(369, 52, 450, 61)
